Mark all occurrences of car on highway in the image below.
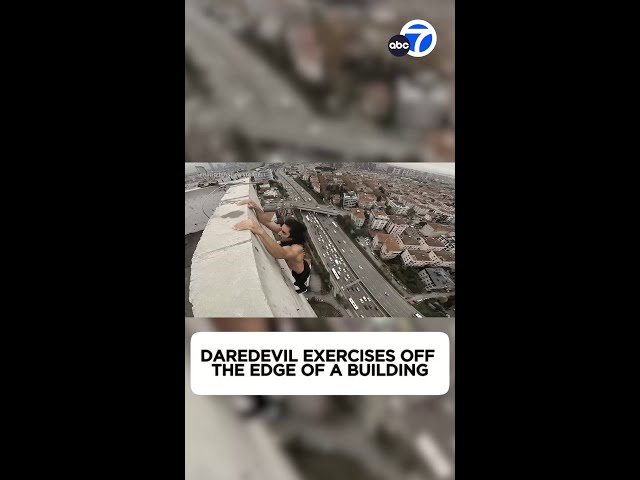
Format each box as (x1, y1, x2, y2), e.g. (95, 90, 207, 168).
(414, 313, 423, 318)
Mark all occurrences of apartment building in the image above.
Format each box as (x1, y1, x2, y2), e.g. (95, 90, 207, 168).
(343, 191, 358, 209)
(385, 215, 411, 235)
(400, 249, 439, 268)
(351, 208, 366, 227)
(420, 222, 455, 237)
(369, 209, 389, 230)
(380, 235, 404, 260)
(357, 193, 377, 209)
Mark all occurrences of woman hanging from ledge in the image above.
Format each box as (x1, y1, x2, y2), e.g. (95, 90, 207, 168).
(233, 199, 311, 294)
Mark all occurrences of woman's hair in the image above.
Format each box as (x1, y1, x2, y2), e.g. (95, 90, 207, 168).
(281, 217, 307, 246)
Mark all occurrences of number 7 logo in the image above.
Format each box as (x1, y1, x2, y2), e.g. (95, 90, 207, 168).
(400, 19, 438, 58)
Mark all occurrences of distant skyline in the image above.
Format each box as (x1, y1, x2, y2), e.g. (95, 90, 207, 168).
(388, 163, 455, 177)
(185, 162, 261, 176)
(185, 163, 210, 175)
(185, 161, 455, 178)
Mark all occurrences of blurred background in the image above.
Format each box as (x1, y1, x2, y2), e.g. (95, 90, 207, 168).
(185, 0, 455, 164)
(185, 317, 455, 480)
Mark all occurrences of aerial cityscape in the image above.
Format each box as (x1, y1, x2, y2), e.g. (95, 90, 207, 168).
(185, 0, 454, 164)
(185, 2, 455, 478)
(185, 162, 454, 319)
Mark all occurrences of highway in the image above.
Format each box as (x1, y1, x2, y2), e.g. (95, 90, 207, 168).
(275, 171, 371, 316)
(304, 213, 383, 317)
(274, 169, 421, 317)
(314, 215, 421, 317)
(276, 170, 320, 206)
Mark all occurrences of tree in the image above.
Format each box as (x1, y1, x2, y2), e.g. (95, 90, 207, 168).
(385, 206, 393, 215)
(277, 184, 288, 198)
(377, 195, 382, 202)
(407, 207, 416, 219)
(336, 294, 350, 309)
(344, 217, 354, 230)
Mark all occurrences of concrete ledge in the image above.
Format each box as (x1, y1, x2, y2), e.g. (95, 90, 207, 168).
(189, 178, 316, 317)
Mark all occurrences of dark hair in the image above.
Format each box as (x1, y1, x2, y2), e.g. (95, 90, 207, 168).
(281, 217, 307, 246)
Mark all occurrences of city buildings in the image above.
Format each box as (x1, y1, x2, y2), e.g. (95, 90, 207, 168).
(385, 215, 411, 235)
(418, 267, 455, 291)
(371, 231, 391, 250)
(263, 188, 280, 198)
(380, 235, 404, 260)
(439, 236, 456, 252)
(369, 209, 389, 230)
(387, 199, 410, 215)
(412, 203, 430, 215)
(343, 191, 358, 209)
(420, 222, 455, 237)
(423, 237, 446, 251)
(254, 167, 274, 183)
(350, 208, 366, 227)
(357, 193, 377, 209)
(433, 249, 455, 268)
(400, 249, 438, 268)
(398, 233, 427, 251)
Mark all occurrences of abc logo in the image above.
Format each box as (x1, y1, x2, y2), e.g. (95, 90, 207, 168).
(388, 35, 410, 57)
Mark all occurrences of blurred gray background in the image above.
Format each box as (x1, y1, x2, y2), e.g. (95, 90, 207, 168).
(185, 317, 455, 480)
(185, 0, 454, 164)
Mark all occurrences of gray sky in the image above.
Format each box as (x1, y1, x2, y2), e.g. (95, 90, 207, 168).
(388, 163, 455, 177)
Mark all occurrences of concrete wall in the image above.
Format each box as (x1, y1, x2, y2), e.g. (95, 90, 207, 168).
(189, 179, 316, 318)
